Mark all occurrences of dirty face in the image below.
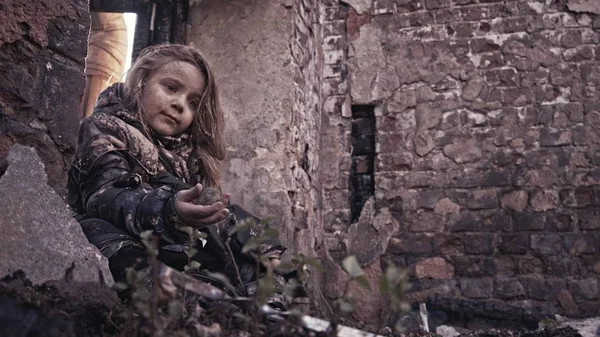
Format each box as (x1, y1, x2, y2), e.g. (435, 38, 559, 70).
(141, 61, 206, 136)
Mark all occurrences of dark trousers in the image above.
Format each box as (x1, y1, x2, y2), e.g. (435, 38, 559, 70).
(78, 205, 283, 296)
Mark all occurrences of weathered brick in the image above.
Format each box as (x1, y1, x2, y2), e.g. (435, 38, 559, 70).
(464, 233, 496, 255)
(499, 234, 529, 255)
(484, 68, 519, 87)
(480, 209, 512, 232)
(517, 255, 545, 274)
(565, 233, 600, 256)
(407, 211, 445, 232)
(388, 233, 433, 255)
(560, 30, 582, 48)
(460, 278, 493, 298)
(433, 233, 464, 255)
(577, 209, 600, 230)
(513, 213, 545, 231)
(447, 210, 481, 232)
(395, 0, 425, 13)
(454, 256, 494, 277)
(531, 234, 563, 255)
(433, 8, 461, 24)
(323, 6, 348, 21)
(424, 0, 451, 10)
(415, 257, 454, 279)
(546, 211, 575, 232)
(494, 256, 516, 277)
(530, 190, 559, 212)
(494, 278, 526, 299)
(373, 0, 395, 14)
(500, 190, 528, 212)
(539, 128, 572, 146)
(467, 188, 498, 210)
(526, 277, 566, 301)
(569, 279, 599, 301)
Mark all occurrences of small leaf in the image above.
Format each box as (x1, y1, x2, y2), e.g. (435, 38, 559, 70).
(379, 274, 389, 294)
(263, 227, 279, 238)
(241, 237, 261, 254)
(179, 226, 194, 236)
(354, 275, 371, 290)
(192, 229, 207, 240)
(342, 256, 364, 278)
(228, 219, 255, 236)
(204, 271, 234, 290)
(113, 282, 129, 291)
(338, 298, 354, 313)
(304, 257, 325, 271)
(184, 260, 202, 271)
(274, 262, 296, 274)
(184, 247, 198, 259)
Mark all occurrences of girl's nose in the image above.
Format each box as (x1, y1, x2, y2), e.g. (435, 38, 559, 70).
(171, 99, 184, 113)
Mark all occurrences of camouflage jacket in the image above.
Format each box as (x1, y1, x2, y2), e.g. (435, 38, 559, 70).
(67, 83, 200, 244)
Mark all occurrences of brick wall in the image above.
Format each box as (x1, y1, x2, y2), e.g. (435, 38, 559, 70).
(0, 0, 89, 195)
(289, 0, 325, 255)
(322, 0, 600, 319)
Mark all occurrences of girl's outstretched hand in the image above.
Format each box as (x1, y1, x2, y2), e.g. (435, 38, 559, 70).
(174, 184, 230, 227)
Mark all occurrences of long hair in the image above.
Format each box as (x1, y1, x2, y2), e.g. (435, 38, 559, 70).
(123, 44, 225, 187)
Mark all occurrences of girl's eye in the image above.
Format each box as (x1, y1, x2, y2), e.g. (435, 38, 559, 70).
(165, 84, 177, 92)
(188, 99, 199, 108)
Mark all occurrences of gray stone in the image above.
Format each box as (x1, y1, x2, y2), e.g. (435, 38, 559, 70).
(443, 138, 483, 163)
(0, 144, 113, 286)
(531, 190, 559, 212)
(557, 316, 600, 337)
(567, 0, 600, 14)
(344, 198, 399, 266)
(341, 0, 372, 14)
(413, 131, 436, 157)
(462, 78, 484, 101)
(501, 190, 528, 212)
(348, 23, 386, 103)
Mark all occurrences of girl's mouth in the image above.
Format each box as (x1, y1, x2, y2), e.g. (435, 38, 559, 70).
(162, 113, 178, 124)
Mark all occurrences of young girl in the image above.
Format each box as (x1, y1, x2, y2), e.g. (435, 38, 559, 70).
(67, 44, 285, 305)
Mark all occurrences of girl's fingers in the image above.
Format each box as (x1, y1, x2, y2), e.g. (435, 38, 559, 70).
(196, 208, 229, 224)
(178, 201, 223, 218)
(176, 184, 203, 202)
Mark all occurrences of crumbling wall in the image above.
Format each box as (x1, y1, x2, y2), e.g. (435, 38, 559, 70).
(326, 0, 600, 320)
(189, 0, 326, 256)
(189, 0, 298, 250)
(0, 0, 89, 195)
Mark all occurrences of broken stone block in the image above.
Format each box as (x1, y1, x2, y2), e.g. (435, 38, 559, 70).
(0, 144, 113, 286)
(530, 190, 559, 212)
(461, 78, 484, 101)
(344, 198, 399, 266)
(460, 278, 493, 299)
(556, 289, 580, 316)
(443, 138, 483, 163)
(567, 0, 600, 14)
(413, 131, 436, 157)
(500, 190, 529, 212)
(434, 197, 460, 215)
(415, 257, 454, 279)
(493, 279, 526, 299)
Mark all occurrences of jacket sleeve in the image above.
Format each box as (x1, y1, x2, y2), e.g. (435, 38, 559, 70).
(72, 116, 189, 244)
(77, 151, 189, 244)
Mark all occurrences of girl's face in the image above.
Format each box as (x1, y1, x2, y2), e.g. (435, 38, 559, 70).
(141, 61, 206, 136)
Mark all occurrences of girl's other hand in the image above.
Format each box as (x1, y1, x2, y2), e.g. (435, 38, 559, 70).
(175, 184, 231, 226)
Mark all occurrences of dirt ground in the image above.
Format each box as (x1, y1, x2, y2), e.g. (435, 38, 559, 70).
(0, 271, 583, 337)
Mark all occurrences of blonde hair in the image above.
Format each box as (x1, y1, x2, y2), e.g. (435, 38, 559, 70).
(123, 44, 225, 187)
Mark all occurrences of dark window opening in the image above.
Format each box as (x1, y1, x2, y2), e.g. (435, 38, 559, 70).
(350, 104, 376, 223)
